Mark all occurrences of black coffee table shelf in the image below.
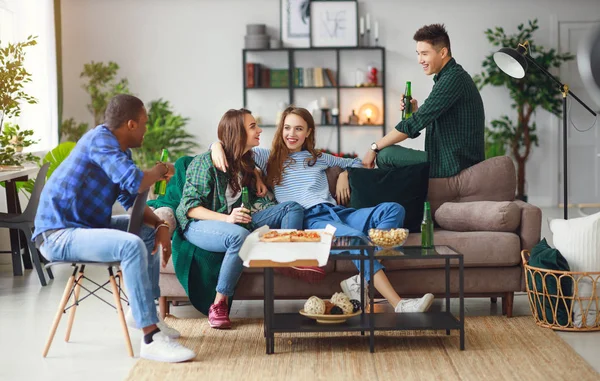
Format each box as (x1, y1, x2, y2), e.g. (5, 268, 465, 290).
(262, 237, 465, 354)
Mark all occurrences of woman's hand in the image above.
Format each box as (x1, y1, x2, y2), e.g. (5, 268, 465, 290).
(255, 171, 268, 197)
(335, 171, 351, 206)
(225, 206, 252, 224)
(211, 142, 229, 172)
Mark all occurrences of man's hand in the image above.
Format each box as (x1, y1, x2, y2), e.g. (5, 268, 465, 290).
(211, 142, 228, 172)
(152, 225, 172, 268)
(335, 171, 351, 206)
(161, 163, 175, 181)
(401, 96, 419, 113)
(362, 150, 377, 168)
(225, 206, 252, 224)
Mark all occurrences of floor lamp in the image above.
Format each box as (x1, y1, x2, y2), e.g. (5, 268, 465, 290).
(493, 41, 597, 220)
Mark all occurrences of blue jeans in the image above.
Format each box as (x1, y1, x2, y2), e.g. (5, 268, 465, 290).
(183, 201, 304, 297)
(38, 215, 159, 328)
(304, 202, 405, 282)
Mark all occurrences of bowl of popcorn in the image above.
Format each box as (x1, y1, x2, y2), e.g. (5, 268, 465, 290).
(368, 228, 409, 248)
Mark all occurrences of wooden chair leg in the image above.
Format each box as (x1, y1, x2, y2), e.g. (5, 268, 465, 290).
(159, 296, 169, 319)
(43, 270, 76, 357)
(64, 268, 85, 342)
(109, 272, 134, 357)
(490, 297, 498, 303)
(504, 292, 514, 318)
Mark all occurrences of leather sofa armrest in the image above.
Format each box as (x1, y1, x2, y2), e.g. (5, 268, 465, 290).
(513, 200, 542, 251)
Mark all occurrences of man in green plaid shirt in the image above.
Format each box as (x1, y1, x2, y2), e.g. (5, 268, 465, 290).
(363, 24, 485, 178)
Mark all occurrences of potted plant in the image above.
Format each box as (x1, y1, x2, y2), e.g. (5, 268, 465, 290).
(474, 20, 574, 200)
(132, 99, 198, 169)
(0, 36, 38, 169)
(60, 61, 129, 141)
(0, 123, 38, 169)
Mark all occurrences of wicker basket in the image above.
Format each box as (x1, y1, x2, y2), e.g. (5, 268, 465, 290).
(522, 250, 600, 331)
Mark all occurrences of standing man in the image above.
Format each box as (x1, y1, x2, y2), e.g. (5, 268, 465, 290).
(363, 24, 485, 178)
(34, 94, 195, 363)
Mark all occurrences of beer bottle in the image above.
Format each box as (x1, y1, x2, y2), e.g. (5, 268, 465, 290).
(402, 81, 413, 120)
(421, 201, 434, 249)
(239, 186, 252, 230)
(154, 149, 169, 196)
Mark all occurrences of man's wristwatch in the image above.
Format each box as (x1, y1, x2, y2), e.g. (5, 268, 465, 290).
(370, 142, 380, 153)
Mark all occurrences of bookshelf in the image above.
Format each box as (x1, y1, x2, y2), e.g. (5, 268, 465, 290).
(242, 47, 386, 154)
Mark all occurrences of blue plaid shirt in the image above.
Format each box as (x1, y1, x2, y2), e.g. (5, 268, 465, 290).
(33, 125, 144, 240)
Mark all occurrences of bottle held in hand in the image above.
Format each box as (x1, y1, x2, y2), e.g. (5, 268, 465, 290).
(402, 81, 413, 120)
(239, 186, 252, 230)
(154, 149, 169, 196)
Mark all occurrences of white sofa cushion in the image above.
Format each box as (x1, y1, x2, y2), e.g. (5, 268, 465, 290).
(550, 211, 600, 327)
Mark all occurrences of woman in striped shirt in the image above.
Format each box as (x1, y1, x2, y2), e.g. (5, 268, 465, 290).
(211, 107, 434, 313)
(178, 108, 304, 329)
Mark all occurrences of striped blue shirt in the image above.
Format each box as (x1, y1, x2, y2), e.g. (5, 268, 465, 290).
(33, 125, 143, 240)
(252, 148, 362, 209)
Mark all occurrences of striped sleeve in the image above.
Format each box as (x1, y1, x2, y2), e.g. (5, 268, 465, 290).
(252, 147, 271, 172)
(321, 153, 363, 169)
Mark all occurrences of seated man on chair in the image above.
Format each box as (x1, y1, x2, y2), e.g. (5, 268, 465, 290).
(33, 94, 195, 363)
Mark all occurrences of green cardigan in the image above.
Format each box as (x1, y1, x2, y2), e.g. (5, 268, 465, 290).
(147, 156, 227, 315)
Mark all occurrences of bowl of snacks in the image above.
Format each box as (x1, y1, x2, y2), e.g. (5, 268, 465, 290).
(368, 228, 409, 249)
(300, 294, 362, 324)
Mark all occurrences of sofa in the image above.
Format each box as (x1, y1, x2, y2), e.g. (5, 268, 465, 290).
(157, 156, 542, 319)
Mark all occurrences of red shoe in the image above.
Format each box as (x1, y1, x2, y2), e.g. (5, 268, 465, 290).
(274, 266, 326, 283)
(208, 299, 231, 329)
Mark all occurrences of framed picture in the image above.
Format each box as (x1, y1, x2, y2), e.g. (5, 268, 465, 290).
(310, 0, 358, 48)
(280, 0, 310, 48)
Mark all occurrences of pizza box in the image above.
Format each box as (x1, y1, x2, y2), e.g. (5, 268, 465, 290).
(238, 224, 337, 268)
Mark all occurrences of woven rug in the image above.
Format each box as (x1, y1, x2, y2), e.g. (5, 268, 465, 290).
(126, 315, 598, 381)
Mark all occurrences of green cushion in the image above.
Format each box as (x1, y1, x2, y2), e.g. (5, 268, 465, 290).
(348, 162, 430, 232)
(376, 145, 428, 169)
(527, 238, 572, 325)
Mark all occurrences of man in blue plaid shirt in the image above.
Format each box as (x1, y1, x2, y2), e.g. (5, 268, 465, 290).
(34, 95, 195, 363)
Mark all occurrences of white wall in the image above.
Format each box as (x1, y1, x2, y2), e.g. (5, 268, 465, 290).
(60, 0, 600, 207)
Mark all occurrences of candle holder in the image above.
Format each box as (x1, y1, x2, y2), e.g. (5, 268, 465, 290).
(320, 108, 331, 125)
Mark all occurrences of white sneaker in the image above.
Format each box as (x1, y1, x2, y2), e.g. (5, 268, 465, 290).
(340, 274, 370, 305)
(126, 308, 181, 339)
(395, 293, 434, 313)
(140, 331, 195, 363)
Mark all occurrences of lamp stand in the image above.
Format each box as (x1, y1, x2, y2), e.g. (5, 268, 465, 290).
(522, 50, 597, 220)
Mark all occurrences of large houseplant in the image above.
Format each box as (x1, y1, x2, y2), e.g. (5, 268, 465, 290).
(474, 19, 574, 200)
(60, 61, 130, 141)
(0, 36, 38, 168)
(132, 99, 198, 169)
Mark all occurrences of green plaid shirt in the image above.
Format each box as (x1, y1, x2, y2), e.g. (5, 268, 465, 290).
(176, 151, 275, 231)
(395, 58, 485, 178)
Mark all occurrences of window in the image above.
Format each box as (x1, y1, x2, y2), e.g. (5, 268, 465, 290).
(0, 0, 58, 152)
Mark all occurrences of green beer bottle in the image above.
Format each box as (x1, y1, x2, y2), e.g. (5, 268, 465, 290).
(154, 149, 169, 196)
(402, 81, 413, 120)
(240, 186, 251, 230)
(421, 201, 434, 249)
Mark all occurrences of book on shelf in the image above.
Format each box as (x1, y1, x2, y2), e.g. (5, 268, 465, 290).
(246, 63, 288, 88)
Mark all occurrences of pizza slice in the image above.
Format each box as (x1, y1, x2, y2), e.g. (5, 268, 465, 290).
(260, 231, 292, 242)
(291, 231, 322, 242)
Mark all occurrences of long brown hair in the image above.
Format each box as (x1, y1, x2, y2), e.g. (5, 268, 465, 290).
(217, 108, 255, 194)
(266, 106, 321, 187)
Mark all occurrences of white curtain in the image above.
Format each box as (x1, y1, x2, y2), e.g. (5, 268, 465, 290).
(0, 0, 58, 152)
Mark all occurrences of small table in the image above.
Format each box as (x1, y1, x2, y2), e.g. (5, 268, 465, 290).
(261, 238, 465, 354)
(0, 165, 39, 276)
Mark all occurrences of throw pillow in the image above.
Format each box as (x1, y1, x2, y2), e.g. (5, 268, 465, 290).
(348, 162, 430, 232)
(376, 145, 428, 169)
(435, 201, 520, 232)
(550, 211, 600, 327)
(527, 238, 572, 326)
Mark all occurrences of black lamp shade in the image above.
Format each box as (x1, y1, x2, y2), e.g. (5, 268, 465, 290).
(493, 47, 528, 79)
